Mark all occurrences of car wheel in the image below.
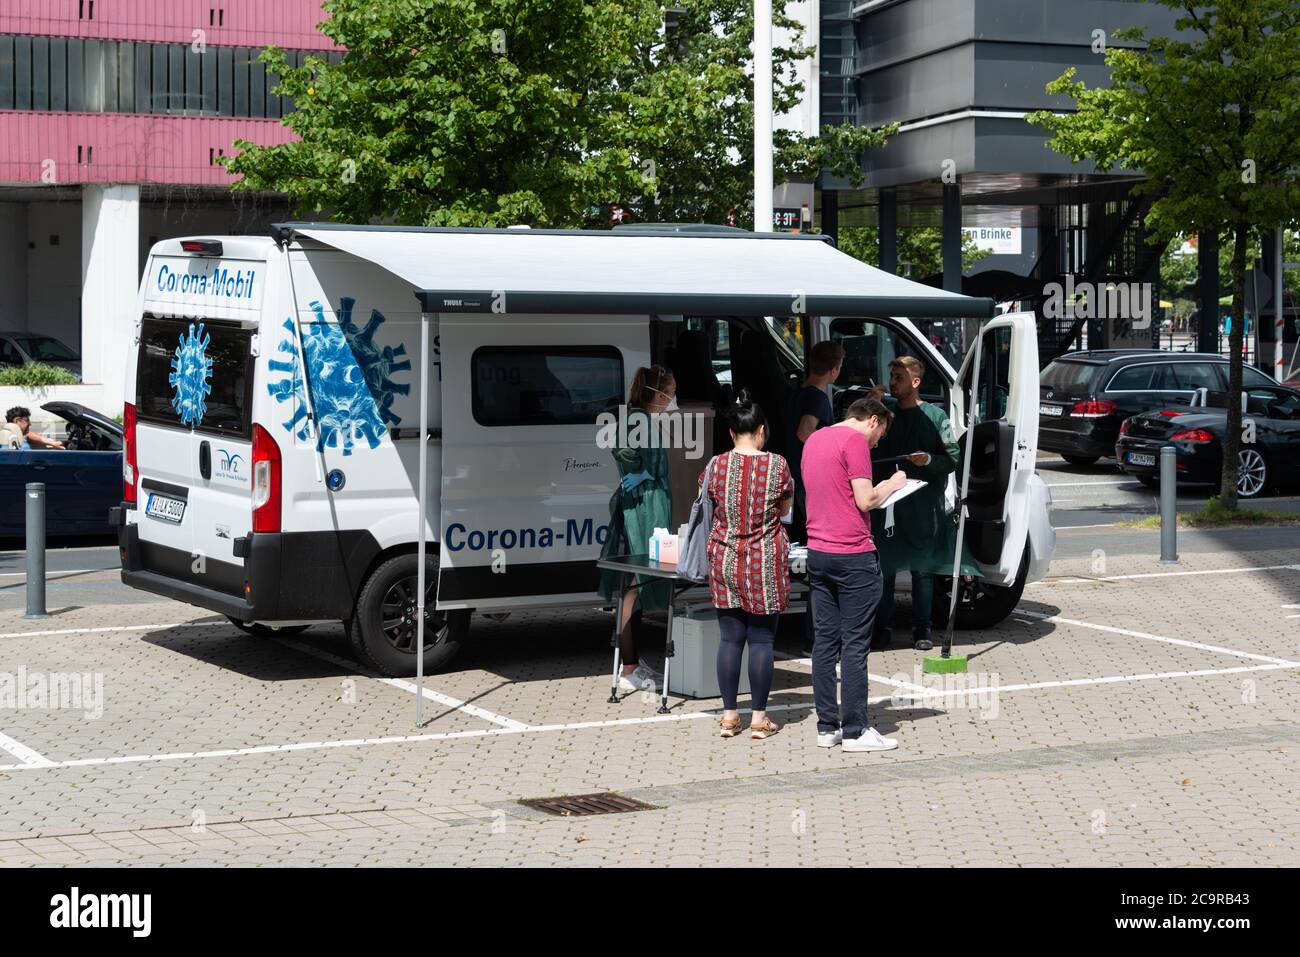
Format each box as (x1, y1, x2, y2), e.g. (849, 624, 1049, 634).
(348, 552, 471, 677)
(1236, 448, 1269, 499)
(226, 617, 311, 637)
(932, 550, 1030, 631)
(1061, 454, 1100, 467)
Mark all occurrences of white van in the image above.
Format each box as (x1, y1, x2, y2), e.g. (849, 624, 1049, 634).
(114, 224, 1054, 676)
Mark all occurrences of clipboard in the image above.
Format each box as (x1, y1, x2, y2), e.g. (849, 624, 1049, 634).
(876, 478, 927, 510)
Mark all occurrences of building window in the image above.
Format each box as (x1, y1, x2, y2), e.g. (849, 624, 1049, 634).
(0, 34, 326, 119)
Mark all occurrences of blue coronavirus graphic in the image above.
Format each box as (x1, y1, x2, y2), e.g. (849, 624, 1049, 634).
(169, 322, 213, 426)
(265, 298, 411, 456)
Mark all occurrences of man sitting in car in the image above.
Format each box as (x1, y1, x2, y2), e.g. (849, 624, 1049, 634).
(4, 406, 65, 450)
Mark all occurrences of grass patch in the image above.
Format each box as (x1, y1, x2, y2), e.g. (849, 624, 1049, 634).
(1123, 496, 1300, 529)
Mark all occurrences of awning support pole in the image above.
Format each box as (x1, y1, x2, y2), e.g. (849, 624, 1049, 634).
(415, 310, 431, 727)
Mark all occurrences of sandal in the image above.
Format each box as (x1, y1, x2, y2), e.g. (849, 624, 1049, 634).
(750, 716, 781, 740)
(719, 716, 744, 738)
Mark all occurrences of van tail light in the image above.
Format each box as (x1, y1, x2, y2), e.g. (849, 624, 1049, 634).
(1170, 428, 1214, 444)
(123, 402, 138, 503)
(251, 424, 281, 533)
(1069, 399, 1117, 418)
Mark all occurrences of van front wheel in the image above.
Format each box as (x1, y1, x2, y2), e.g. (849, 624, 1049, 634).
(348, 553, 470, 677)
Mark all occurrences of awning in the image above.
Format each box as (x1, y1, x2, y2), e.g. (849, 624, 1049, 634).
(275, 223, 995, 319)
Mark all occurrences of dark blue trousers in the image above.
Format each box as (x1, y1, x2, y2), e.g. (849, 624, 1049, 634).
(808, 549, 883, 739)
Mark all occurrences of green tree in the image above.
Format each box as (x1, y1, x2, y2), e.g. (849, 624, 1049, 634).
(837, 226, 991, 277)
(222, 0, 891, 229)
(1029, 0, 1300, 507)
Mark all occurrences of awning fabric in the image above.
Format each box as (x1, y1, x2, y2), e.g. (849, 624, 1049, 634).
(278, 223, 995, 319)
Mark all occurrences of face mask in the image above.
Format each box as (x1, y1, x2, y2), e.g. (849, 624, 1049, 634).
(648, 385, 676, 412)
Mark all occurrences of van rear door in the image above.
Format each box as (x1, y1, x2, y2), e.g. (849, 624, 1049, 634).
(134, 316, 256, 596)
(950, 312, 1040, 585)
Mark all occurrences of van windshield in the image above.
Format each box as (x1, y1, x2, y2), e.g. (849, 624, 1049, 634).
(136, 317, 254, 438)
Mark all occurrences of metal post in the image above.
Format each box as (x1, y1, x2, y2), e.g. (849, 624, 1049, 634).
(1159, 445, 1178, 565)
(753, 0, 773, 233)
(25, 483, 49, 619)
(1276, 227, 1285, 382)
(943, 330, 983, 657)
(415, 312, 430, 726)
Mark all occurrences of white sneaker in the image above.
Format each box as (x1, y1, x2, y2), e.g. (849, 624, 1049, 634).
(618, 663, 658, 694)
(842, 728, 898, 753)
(816, 729, 843, 748)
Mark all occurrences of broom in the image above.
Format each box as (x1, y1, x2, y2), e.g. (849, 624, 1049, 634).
(925, 329, 984, 676)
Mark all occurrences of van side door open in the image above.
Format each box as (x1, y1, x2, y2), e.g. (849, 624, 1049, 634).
(951, 312, 1040, 586)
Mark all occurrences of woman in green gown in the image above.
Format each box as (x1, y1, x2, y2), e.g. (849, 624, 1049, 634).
(598, 365, 676, 693)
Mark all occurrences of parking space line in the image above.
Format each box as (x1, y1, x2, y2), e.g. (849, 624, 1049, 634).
(0, 621, 233, 640)
(1015, 608, 1300, 666)
(1031, 563, 1300, 584)
(890, 661, 1294, 703)
(0, 569, 105, 577)
(276, 638, 530, 731)
(774, 650, 929, 692)
(0, 731, 54, 768)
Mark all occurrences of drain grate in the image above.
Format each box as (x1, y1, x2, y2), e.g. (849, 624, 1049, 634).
(519, 792, 657, 817)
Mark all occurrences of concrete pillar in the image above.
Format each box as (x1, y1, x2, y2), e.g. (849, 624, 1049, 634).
(941, 182, 962, 293)
(820, 189, 838, 243)
(81, 184, 139, 417)
(0, 203, 29, 331)
(878, 188, 897, 275)
(1197, 230, 1220, 354)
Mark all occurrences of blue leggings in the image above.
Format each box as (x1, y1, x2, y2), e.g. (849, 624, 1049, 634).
(715, 608, 778, 712)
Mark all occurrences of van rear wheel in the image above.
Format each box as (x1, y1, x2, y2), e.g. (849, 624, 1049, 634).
(348, 552, 470, 677)
(932, 550, 1030, 631)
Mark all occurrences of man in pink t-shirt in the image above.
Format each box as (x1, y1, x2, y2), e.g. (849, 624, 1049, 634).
(802, 394, 907, 753)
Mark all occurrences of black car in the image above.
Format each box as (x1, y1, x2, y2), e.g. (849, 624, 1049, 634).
(1115, 385, 1300, 498)
(1038, 350, 1280, 465)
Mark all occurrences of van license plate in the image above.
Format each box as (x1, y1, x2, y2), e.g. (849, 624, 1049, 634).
(145, 493, 186, 524)
(1126, 452, 1156, 467)
(1039, 404, 1064, 417)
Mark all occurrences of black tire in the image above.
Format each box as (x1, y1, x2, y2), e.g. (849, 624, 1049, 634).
(226, 617, 310, 637)
(347, 552, 471, 677)
(932, 549, 1030, 631)
(1061, 454, 1100, 467)
(1136, 475, 1161, 489)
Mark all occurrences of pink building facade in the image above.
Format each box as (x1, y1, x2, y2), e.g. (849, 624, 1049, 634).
(0, 1, 335, 417)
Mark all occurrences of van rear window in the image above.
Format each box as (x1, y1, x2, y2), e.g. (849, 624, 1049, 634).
(136, 317, 254, 438)
(1039, 359, 1102, 397)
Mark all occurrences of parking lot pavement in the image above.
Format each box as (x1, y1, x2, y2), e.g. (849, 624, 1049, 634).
(0, 457, 1296, 866)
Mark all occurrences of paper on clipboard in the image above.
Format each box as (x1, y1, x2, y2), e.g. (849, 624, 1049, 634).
(877, 478, 927, 510)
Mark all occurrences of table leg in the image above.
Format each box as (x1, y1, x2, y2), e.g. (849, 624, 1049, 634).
(607, 572, 626, 704)
(658, 586, 676, 715)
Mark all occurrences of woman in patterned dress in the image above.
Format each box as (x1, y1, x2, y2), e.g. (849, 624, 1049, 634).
(702, 390, 794, 740)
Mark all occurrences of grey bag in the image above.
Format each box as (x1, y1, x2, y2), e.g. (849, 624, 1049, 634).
(677, 455, 719, 584)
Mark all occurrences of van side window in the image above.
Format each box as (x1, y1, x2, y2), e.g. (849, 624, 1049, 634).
(962, 325, 1012, 422)
(136, 317, 254, 438)
(471, 347, 623, 427)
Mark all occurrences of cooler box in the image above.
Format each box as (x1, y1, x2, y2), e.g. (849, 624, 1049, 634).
(667, 606, 749, 699)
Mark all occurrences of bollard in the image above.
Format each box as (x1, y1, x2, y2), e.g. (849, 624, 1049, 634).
(25, 482, 50, 619)
(1159, 445, 1178, 565)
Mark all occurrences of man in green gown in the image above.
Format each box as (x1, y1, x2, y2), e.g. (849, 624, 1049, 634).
(870, 356, 961, 651)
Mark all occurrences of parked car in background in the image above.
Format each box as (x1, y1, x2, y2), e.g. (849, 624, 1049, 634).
(1038, 350, 1278, 465)
(1115, 384, 1300, 498)
(0, 402, 121, 537)
(0, 332, 82, 379)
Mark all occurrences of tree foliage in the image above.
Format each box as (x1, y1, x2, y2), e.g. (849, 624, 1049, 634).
(1029, 0, 1300, 506)
(222, 0, 892, 229)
